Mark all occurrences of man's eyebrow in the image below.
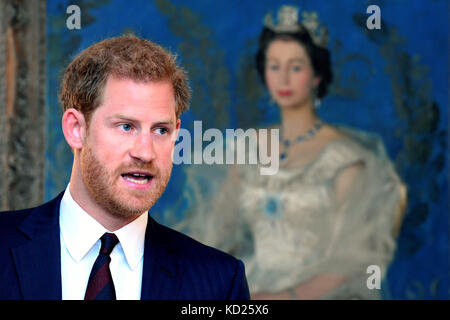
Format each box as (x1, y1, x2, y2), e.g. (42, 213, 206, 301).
(106, 114, 138, 122)
(106, 114, 175, 125)
(153, 120, 176, 127)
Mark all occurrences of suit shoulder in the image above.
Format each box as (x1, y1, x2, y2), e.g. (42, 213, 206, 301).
(0, 208, 34, 246)
(151, 221, 250, 299)
(0, 208, 32, 229)
(152, 219, 241, 265)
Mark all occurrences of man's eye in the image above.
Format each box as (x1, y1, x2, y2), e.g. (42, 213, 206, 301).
(291, 65, 301, 71)
(120, 124, 133, 132)
(268, 65, 279, 71)
(155, 127, 168, 135)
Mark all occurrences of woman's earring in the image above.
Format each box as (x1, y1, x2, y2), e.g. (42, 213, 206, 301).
(314, 97, 321, 109)
(312, 85, 321, 109)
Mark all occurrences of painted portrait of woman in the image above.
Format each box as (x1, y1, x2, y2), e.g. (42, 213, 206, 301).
(184, 5, 407, 299)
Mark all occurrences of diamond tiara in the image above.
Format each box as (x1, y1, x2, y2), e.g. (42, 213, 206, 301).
(263, 5, 329, 48)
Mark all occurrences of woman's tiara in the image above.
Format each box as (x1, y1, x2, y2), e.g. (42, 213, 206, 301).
(263, 5, 329, 48)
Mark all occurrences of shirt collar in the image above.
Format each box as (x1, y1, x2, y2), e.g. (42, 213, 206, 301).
(59, 184, 148, 270)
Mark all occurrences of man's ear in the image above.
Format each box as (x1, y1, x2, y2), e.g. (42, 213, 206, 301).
(62, 108, 87, 150)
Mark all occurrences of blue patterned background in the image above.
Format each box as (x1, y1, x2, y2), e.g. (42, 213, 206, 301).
(45, 0, 449, 299)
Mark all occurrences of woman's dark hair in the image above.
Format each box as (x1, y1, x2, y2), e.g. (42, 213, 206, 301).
(256, 26, 333, 99)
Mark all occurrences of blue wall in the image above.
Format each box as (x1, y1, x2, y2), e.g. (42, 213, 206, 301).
(46, 0, 449, 299)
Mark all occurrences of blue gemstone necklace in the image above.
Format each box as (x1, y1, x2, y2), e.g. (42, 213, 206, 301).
(280, 120, 324, 161)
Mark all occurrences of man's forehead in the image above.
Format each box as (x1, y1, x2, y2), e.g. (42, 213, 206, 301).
(106, 112, 176, 124)
(97, 77, 176, 116)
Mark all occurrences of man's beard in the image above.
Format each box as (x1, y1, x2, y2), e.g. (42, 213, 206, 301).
(80, 143, 171, 219)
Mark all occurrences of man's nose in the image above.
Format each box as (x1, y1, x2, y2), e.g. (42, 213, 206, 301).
(130, 133, 156, 163)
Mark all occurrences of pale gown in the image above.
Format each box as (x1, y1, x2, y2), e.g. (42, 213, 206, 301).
(180, 126, 406, 299)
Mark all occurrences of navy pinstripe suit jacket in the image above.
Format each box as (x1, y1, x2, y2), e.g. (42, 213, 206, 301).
(0, 192, 250, 300)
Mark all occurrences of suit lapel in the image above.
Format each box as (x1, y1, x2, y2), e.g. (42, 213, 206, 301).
(11, 193, 63, 299)
(140, 217, 184, 300)
(10, 194, 184, 299)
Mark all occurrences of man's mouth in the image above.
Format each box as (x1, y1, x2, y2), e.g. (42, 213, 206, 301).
(121, 172, 154, 185)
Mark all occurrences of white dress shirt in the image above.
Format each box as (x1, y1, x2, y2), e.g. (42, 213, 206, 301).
(59, 185, 148, 300)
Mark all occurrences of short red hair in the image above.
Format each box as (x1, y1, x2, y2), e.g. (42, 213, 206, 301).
(59, 35, 190, 124)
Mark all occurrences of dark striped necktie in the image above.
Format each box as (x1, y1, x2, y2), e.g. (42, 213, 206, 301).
(84, 233, 119, 300)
